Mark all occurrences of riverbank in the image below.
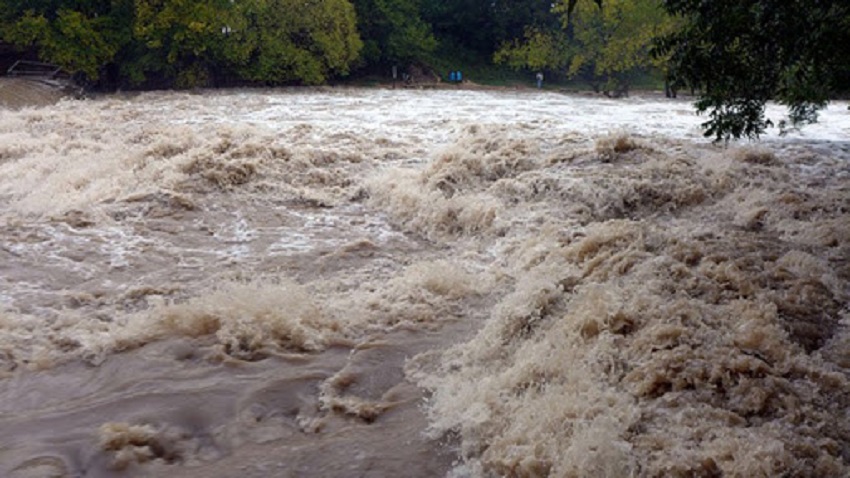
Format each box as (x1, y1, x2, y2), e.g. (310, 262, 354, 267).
(0, 72, 677, 113)
(0, 77, 79, 110)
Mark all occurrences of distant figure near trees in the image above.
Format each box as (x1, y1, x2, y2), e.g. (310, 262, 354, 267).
(536, 72, 543, 88)
(664, 76, 677, 98)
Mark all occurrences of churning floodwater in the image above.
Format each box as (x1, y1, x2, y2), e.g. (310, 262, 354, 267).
(1, 85, 849, 477)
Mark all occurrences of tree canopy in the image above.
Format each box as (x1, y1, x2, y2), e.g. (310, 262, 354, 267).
(0, 0, 591, 87)
(1, 0, 847, 141)
(0, 0, 362, 87)
(1, 0, 132, 80)
(352, 0, 436, 65)
(235, 0, 362, 85)
(658, 0, 850, 140)
(496, 0, 672, 96)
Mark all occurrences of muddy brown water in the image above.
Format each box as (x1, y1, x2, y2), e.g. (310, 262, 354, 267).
(1, 87, 849, 477)
(0, 78, 70, 111)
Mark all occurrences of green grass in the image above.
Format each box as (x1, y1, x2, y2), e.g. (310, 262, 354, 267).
(628, 71, 666, 91)
(336, 43, 668, 94)
(425, 44, 539, 87)
(422, 45, 667, 93)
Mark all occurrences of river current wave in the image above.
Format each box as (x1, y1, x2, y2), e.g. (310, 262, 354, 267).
(1, 88, 848, 477)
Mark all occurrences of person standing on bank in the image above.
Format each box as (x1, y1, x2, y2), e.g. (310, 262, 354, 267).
(536, 72, 544, 89)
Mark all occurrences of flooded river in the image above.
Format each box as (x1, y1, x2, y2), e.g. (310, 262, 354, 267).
(1, 86, 849, 477)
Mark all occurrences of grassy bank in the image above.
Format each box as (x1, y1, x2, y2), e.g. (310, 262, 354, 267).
(338, 43, 668, 94)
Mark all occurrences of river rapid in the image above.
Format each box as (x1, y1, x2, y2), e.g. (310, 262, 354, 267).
(1, 86, 849, 477)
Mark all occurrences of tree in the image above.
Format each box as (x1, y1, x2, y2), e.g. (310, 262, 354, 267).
(494, 27, 571, 73)
(352, 0, 436, 66)
(658, 0, 850, 141)
(422, 0, 494, 55)
(1, 0, 362, 87)
(235, 0, 362, 85)
(495, 0, 672, 95)
(132, 0, 248, 87)
(0, 0, 132, 80)
(422, 0, 588, 57)
(563, 0, 671, 95)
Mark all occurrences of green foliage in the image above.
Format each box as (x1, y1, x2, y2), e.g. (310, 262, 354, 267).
(0, 0, 362, 87)
(494, 28, 571, 72)
(424, 0, 582, 57)
(1, 2, 131, 79)
(353, 0, 436, 65)
(564, 0, 670, 93)
(132, 0, 251, 87)
(237, 0, 362, 85)
(1, 0, 603, 87)
(3, 0, 845, 143)
(496, 0, 672, 95)
(422, 0, 494, 54)
(658, 0, 850, 141)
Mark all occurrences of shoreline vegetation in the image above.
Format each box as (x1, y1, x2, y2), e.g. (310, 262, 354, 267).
(0, 69, 683, 112)
(3, 0, 846, 140)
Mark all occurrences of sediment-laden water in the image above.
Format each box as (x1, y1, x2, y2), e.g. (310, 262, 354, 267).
(0, 78, 73, 111)
(1, 87, 848, 477)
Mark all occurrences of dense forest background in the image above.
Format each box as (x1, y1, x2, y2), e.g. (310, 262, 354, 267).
(0, 0, 676, 92)
(2, 0, 848, 139)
